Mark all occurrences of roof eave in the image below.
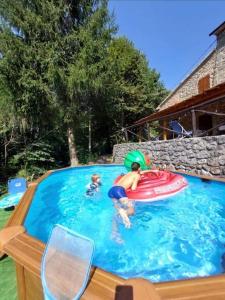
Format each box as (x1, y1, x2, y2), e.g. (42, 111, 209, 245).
(209, 21, 225, 36)
(134, 82, 225, 126)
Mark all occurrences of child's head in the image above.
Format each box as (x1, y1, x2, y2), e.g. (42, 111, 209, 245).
(91, 174, 101, 183)
(131, 162, 140, 172)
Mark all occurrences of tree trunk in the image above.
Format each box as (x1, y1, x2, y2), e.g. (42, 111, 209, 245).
(4, 143, 8, 167)
(67, 126, 79, 166)
(121, 111, 124, 128)
(88, 116, 92, 154)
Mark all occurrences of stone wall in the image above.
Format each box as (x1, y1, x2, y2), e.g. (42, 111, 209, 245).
(214, 30, 225, 85)
(113, 135, 225, 177)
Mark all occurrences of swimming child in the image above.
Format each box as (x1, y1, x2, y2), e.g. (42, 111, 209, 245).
(86, 174, 102, 196)
(108, 162, 141, 228)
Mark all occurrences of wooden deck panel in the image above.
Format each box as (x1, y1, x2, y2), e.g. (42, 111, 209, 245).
(5, 239, 42, 276)
(83, 269, 125, 299)
(16, 264, 27, 300)
(3, 233, 128, 300)
(155, 275, 225, 299)
(24, 268, 44, 300)
(17, 233, 45, 253)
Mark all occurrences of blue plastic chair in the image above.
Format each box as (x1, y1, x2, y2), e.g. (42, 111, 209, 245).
(169, 120, 192, 138)
(41, 225, 94, 300)
(0, 178, 27, 209)
(8, 178, 27, 194)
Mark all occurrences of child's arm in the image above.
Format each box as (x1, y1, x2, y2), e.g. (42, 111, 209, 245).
(140, 170, 151, 174)
(131, 174, 140, 190)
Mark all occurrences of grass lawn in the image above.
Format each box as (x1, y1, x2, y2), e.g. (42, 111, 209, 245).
(0, 209, 17, 300)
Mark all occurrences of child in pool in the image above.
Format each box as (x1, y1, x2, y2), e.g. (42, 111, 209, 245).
(108, 162, 141, 228)
(86, 174, 102, 196)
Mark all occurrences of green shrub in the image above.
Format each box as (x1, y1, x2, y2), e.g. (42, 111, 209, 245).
(9, 142, 55, 180)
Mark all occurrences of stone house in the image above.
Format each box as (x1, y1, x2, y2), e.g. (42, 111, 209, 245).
(159, 21, 225, 110)
(114, 22, 225, 177)
(134, 21, 225, 140)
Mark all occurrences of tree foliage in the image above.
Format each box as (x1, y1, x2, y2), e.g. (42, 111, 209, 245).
(106, 37, 168, 129)
(0, 0, 168, 181)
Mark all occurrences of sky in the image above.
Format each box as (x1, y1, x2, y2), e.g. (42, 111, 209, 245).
(108, 0, 225, 90)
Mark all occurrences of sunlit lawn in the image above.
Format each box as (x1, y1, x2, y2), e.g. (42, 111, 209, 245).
(0, 209, 17, 300)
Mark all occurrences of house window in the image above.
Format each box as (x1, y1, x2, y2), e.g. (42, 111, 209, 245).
(198, 75, 210, 94)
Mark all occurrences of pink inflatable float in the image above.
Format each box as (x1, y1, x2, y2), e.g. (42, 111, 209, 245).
(115, 170, 188, 202)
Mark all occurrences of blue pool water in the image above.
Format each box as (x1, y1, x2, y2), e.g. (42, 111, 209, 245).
(24, 165, 225, 282)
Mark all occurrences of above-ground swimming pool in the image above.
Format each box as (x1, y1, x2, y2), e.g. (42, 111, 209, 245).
(24, 165, 225, 283)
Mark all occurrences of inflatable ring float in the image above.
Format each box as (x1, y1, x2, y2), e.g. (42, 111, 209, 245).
(114, 170, 188, 202)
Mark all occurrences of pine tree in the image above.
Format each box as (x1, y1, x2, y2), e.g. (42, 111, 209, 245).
(0, 0, 115, 166)
(105, 37, 168, 139)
